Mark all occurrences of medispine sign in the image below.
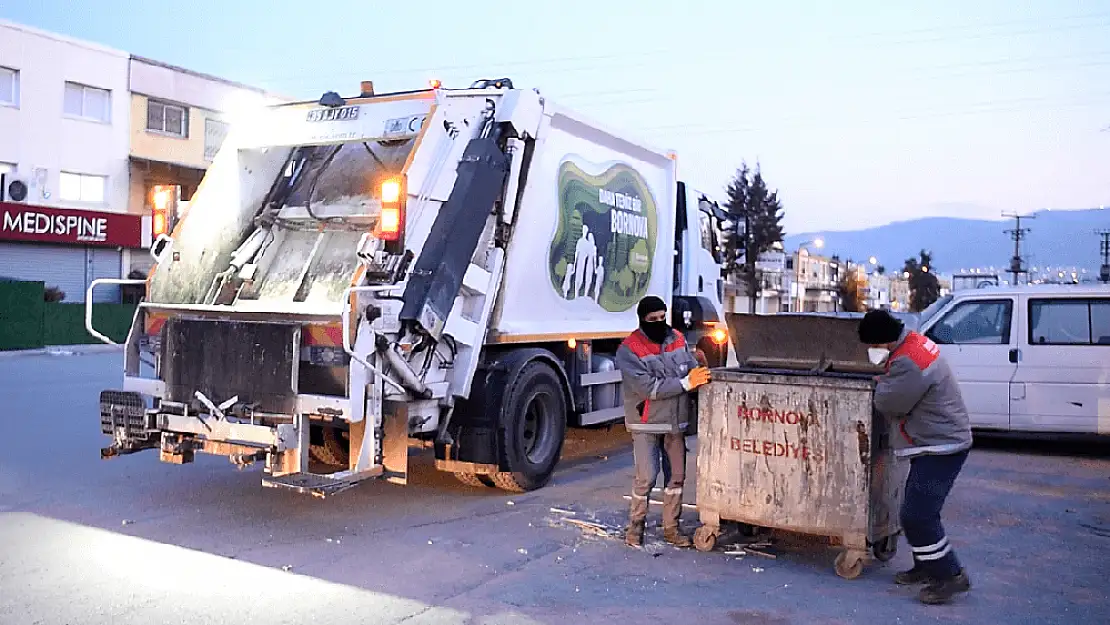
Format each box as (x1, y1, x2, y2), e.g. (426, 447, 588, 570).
(0, 202, 142, 248)
(547, 157, 658, 313)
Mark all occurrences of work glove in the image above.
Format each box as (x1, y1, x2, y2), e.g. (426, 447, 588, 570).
(682, 366, 712, 391)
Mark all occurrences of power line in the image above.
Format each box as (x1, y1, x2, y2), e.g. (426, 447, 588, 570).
(248, 16, 1110, 87)
(631, 91, 1110, 137)
(554, 52, 1110, 104)
(1004, 213, 1035, 285)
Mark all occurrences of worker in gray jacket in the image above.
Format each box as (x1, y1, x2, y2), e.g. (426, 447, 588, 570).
(859, 310, 973, 605)
(616, 295, 710, 548)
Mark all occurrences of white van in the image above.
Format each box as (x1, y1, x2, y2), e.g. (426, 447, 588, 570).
(915, 285, 1110, 436)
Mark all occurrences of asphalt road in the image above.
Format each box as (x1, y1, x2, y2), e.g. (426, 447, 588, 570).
(1, 350, 1108, 624)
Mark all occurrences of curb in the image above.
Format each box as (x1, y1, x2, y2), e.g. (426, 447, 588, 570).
(0, 344, 124, 360)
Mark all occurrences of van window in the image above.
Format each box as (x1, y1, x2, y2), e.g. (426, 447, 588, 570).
(926, 299, 1012, 345)
(1092, 300, 1110, 345)
(1029, 298, 1110, 346)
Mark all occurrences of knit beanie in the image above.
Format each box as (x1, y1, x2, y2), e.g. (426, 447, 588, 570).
(636, 296, 667, 321)
(858, 310, 904, 345)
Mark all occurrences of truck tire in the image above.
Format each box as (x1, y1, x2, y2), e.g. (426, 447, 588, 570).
(454, 472, 496, 488)
(309, 427, 349, 468)
(494, 361, 567, 492)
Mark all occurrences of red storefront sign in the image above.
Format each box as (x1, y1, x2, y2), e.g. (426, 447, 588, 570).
(0, 202, 142, 248)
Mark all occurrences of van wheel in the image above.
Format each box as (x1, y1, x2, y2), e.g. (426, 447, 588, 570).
(495, 361, 567, 492)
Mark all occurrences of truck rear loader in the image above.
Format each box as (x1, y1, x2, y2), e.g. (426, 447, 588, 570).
(91, 78, 735, 496)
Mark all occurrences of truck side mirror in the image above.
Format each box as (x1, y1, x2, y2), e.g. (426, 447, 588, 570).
(673, 300, 692, 330)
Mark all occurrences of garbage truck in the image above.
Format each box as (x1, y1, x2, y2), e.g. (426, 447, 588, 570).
(90, 78, 735, 496)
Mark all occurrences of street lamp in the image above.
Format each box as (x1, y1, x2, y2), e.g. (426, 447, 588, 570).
(794, 238, 824, 312)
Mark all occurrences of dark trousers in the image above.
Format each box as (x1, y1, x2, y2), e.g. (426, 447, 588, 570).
(901, 450, 969, 578)
(628, 432, 687, 528)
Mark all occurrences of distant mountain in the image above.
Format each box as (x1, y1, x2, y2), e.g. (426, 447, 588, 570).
(784, 208, 1110, 275)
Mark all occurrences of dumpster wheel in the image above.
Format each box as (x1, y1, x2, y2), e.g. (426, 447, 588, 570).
(871, 535, 898, 562)
(693, 525, 718, 552)
(834, 550, 867, 580)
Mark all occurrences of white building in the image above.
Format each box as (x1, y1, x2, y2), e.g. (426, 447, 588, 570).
(0, 19, 133, 302)
(0, 19, 283, 302)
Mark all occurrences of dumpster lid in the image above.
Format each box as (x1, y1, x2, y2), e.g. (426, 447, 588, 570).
(724, 313, 884, 375)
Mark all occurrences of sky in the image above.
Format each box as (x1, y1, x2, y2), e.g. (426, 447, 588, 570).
(6, 1, 1110, 234)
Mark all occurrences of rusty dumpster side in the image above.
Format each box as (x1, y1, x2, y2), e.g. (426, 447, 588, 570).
(693, 368, 907, 577)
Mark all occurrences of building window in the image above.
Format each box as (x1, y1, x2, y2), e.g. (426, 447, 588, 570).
(63, 82, 111, 122)
(147, 99, 188, 137)
(0, 67, 18, 107)
(204, 118, 229, 161)
(59, 172, 107, 203)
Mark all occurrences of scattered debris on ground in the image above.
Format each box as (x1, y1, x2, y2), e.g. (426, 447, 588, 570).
(562, 518, 616, 538)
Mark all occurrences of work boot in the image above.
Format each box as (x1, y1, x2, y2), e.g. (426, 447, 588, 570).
(894, 564, 933, 585)
(663, 525, 693, 548)
(661, 487, 686, 535)
(626, 492, 649, 547)
(918, 569, 971, 605)
(625, 520, 645, 547)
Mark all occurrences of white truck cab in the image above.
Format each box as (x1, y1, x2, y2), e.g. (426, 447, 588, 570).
(916, 284, 1110, 436)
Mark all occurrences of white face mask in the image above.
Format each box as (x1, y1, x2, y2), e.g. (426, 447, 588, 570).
(867, 347, 890, 366)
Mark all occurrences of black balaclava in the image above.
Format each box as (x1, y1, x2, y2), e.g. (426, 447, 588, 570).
(636, 296, 670, 344)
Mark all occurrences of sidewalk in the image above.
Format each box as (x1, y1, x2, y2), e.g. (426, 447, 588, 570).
(0, 343, 123, 360)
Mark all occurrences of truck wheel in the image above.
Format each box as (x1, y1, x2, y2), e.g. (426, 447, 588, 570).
(309, 427, 349, 468)
(493, 361, 567, 492)
(454, 472, 496, 488)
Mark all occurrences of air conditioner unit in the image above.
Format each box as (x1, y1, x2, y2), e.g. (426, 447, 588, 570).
(0, 174, 30, 203)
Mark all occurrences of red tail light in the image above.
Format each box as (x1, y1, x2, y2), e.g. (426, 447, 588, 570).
(376, 177, 405, 245)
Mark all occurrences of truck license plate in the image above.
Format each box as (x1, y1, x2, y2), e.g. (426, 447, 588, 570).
(306, 106, 361, 122)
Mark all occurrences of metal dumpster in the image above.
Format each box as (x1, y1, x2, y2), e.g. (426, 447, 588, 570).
(692, 313, 908, 579)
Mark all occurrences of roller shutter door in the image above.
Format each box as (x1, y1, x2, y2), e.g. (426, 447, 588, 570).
(0, 243, 87, 302)
(88, 247, 122, 303)
(0, 243, 123, 303)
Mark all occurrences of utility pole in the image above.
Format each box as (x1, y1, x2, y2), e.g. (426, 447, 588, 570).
(1003, 212, 1035, 286)
(1098, 229, 1110, 284)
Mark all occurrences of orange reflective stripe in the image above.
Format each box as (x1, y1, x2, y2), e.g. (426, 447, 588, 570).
(890, 332, 939, 371)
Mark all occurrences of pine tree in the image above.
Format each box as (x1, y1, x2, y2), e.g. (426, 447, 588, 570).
(723, 162, 786, 312)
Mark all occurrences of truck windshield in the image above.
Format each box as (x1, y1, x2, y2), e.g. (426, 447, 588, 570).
(281, 138, 416, 219)
(697, 200, 723, 264)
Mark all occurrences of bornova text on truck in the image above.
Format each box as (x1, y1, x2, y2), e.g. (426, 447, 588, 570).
(92, 78, 737, 497)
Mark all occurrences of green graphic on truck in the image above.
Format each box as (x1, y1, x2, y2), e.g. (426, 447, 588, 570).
(548, 158, 658, 313)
